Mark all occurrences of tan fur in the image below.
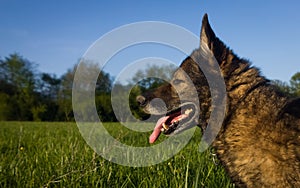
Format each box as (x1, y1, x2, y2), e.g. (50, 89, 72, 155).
(137, 14, 300, 187)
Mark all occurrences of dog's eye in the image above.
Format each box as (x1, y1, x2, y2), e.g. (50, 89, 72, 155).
(173, 79, 183, 85)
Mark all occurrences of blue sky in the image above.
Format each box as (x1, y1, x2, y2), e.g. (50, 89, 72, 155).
(1, 0, 300, 82)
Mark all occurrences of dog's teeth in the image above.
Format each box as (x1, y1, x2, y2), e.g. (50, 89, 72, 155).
(185, 108, 193, 115)
(161, 128, 165, 132)
(162, 123, 169, 130)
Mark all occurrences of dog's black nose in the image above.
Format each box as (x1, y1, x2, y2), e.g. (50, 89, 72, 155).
(136, 95, 147, 107)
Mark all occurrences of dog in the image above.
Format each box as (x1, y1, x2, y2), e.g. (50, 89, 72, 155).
(136, 14, 300, 187)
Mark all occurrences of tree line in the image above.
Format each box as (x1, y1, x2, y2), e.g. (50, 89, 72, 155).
(0, 53, 114, 121)
(0, 53, 174, 121)
(0, 53, 299, 122)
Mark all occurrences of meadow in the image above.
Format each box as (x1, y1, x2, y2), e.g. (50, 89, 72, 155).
(0, 122, 234, 187)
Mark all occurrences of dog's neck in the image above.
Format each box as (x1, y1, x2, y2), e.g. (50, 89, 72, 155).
(211, 57, 290, 186)
(221, 56, 268, 110)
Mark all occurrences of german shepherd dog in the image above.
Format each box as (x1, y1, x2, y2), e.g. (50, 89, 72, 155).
(136, 14, 300, 187)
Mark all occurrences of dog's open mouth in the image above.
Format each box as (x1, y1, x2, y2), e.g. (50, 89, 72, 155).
(149, 103, 197, 143)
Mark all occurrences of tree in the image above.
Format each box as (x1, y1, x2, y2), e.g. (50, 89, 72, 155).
(59, 60, 114, 121)
(95, 93, 116, 122)
(0, 93, 11, 120)
(0, 53, 38, 120)
(131, 64, 176, 92)
(96, 71, 112, 94)
(271, 80, 293, 97)
(58, 65, 76, 121)
(40, 73, 61, 100)
(290, 72, 300, 97)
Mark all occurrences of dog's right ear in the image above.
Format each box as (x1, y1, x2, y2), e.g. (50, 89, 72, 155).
(200, 14, 217, 49)
(200, 14, 228, 64)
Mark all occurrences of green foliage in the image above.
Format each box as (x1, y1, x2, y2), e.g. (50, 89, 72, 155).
(271, 80, 293, 97)
(131, 64, 176, 92)
(0, 122, 234, 187)
(40, 73, 61, 100)
(0, 54, 115, 121)
(0, 54, 37, 120)
(95, 93, 116, 122)
(0, 54, 36, 90)
(31, 104, 46, 121)
(290, 72, 300, 96)
(272, 72, 300, 97)
(58, 65, 76, 121)
(0, 93, 11, 121)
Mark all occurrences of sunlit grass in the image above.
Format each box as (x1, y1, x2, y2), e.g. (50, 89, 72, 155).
(0, 122, 233, 187)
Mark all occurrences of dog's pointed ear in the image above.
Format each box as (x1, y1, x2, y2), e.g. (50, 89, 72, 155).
(199, 14, 229, 64)
(200, 14, 216, 50)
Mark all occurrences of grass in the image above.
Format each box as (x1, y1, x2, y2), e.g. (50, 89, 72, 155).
(0, 122, 234, 187)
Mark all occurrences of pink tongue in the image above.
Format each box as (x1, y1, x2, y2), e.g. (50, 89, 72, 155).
(171, 114, 188, 124)
(149, 116, 169, 144)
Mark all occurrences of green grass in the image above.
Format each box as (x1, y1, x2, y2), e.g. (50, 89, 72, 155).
(0, 122, 234, 187)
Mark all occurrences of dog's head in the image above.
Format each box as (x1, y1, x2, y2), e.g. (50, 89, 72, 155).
(137, 14, 228, 143)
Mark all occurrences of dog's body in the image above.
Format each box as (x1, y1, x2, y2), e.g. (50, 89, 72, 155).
(137, 14, 300, 187)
